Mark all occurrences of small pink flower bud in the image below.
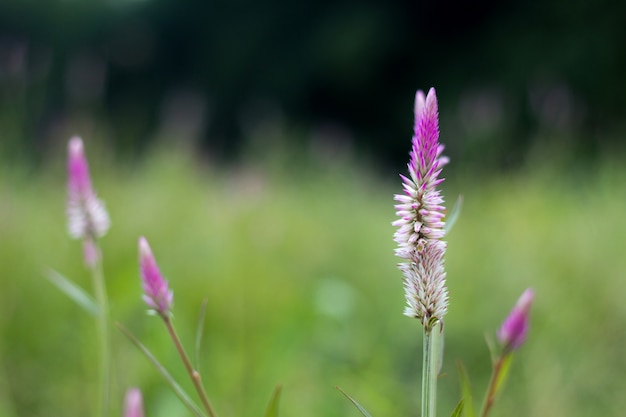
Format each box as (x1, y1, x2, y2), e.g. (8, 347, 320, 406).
(139, 237, 174, 316)
(66, 136, 110, 242)
(498, 288, 534, 351)
(68, 137, 93, 198)
(123, 388, 145, 417)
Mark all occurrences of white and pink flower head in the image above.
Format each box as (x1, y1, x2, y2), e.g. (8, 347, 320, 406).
(139, 237, 174, 317)
(393, 88, 449, 330)
(67, 136, 110, 265)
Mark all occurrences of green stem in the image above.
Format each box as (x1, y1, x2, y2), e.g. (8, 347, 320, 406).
(90, 244, 110, 417)
(164, 316, 218, 417)
(422, 326, 438, 417)
(480, 352, 508, 417)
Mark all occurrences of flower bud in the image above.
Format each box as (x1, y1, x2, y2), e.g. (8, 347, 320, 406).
(498, 288, 534, 351)
(66, 136, 110, 242)
(139, 237, 174, 316)
(123, 388, 145, 417)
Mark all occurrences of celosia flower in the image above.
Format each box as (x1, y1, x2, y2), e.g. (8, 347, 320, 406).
(399, 239, 448, 326)
(67, 136, 110, 240)
(393, 88, 449, 329)
(139, 237, 174, 316)
(123, 388, 145, 417)
(498, 288, 534, 351)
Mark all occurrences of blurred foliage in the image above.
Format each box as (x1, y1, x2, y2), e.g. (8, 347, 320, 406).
(0, 0, 625, 167)
(1, 143, 626, 416)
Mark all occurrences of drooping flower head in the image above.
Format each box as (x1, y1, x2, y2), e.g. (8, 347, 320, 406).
(139, 237, 174, 317)
(67, 136, 110, 241)
(393, 88, 449, 329)
(498, 288, 534, 352)
(123, 388, 145, 417)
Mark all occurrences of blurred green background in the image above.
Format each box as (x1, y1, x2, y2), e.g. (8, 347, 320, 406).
(2, 0, 626, 416)
(3, 150, 626, 417)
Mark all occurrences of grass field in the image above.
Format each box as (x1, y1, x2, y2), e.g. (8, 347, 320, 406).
(1, 145, 625, 417)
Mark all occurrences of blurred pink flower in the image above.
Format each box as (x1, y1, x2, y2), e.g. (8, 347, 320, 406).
(393, 88, 449, 328)
(123, 388, 145, 417)
(498, 288, 534, 351)
(66, 136, 110, 241)
(139, 237, 173, 316)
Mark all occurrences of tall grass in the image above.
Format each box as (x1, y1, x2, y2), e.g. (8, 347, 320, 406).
(1, 147, 625, 417)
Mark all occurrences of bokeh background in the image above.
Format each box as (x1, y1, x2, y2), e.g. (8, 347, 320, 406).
(1, 0, 626, 416)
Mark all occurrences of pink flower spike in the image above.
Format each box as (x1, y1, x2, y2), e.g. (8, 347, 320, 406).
(67, 136, 110, 241)
(498, 288, 534, 351)
(139, 237, 174, 316)
(394, 87, 449, 328)
(123, 388, 145, 417)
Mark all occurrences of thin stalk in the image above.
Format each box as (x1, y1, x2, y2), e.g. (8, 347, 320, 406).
(480, 352, 508, 417)
(116, 323, 206, 417)
(163, 316, 218, 417)
(90, 245, 110, 417)
(422, 326, 438, 417)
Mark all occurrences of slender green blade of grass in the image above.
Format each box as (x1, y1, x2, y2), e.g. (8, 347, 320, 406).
(444, 195, 463, 234)
(493, 353, 513, 397)
(44, 268, 99, 316)
(435, 322, 445, 374)
(456, 361, 475, 417)
(449, 400, 464, 417)
(336, 387, 373, 417)
(484, 333, 498, 364)
(263, 385, 282, 417)
(194, 298, 209, 368)
(116, 323, 206, 417)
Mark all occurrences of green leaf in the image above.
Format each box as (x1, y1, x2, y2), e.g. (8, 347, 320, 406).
(444, 195, 463, 234)
(434, 321, 445, 375)
(194, 298, 209, 368)
(117, 323, 206, 417)
(456, 361, 475, 417)
(263, 385, 282, 417)
(484, 332, 498, 364)
(492, 353, 513, 398)
(44, 268, 99, 316)
(336, 387, 373, 417)
(426, 316, 440, 331)
(449, 400, 464, 417)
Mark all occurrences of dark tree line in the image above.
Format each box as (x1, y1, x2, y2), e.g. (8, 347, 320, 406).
(0, 0, 624, 167)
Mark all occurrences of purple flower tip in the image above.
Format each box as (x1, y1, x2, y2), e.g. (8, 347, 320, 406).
(498, 288, 534, 351)
(123, 388, 145, 417)
(139, 237, 174, 316)
(68, 137, 92, 197)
